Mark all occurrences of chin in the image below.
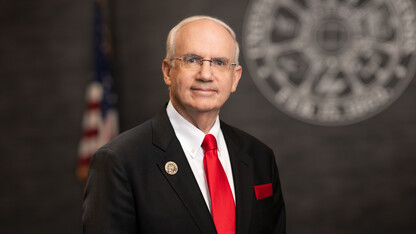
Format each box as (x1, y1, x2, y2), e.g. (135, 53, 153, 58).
(191, 103, 220, 113)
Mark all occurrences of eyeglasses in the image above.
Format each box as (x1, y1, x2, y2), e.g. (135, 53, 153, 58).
(173, 54, 237, 73)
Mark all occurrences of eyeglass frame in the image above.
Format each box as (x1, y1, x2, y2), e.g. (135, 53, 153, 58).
(172, 54, 237, 72)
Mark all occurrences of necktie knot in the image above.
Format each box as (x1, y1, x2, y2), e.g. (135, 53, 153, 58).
(202, 134, 217, 151)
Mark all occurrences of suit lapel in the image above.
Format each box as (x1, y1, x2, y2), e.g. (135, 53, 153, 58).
(222, 122, 254, 234)
(151, 110, 216, 234)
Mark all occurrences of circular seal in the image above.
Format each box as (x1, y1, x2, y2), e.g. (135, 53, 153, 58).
(243, 0, 416, 126)
(165, 161, 178, 175)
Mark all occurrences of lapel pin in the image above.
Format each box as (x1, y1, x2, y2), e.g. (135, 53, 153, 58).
(165, 161, 178, 175)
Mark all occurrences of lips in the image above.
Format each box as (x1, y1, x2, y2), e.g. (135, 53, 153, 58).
(190, 85, 217, 93)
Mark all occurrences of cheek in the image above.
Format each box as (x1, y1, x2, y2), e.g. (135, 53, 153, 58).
(173, 78, 186, 91)
(170, 76, 191, 96)
(226, 77, 237, 92)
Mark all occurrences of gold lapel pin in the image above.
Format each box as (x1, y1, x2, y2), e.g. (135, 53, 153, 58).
(165, 161, 178, 175)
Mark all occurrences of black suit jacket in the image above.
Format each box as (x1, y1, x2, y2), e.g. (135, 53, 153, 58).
(83, 109, 286, 233)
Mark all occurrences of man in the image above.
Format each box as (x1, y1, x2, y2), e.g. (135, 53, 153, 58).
(83, 15, 286, 233)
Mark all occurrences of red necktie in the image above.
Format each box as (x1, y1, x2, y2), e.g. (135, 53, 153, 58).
(202, 134, 236, 234)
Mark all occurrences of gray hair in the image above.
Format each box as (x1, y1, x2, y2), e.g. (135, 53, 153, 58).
(165, 15, 240, 65)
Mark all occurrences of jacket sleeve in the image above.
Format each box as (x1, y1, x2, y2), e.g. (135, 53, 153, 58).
(82, 147, 137, 234)
(271, 154, 286, 234)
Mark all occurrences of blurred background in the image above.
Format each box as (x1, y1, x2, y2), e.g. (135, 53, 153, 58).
(1, 0, 415, 233)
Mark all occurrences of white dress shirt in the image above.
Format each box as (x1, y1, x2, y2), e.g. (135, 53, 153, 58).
(166, 101, 236, 212)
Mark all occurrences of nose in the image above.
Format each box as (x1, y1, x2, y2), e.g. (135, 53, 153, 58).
(198, 60, 213, 81)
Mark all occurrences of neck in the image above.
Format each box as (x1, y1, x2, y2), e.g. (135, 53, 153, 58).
(171, 102, 219, 134)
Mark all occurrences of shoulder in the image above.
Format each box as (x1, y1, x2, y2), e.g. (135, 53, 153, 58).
(221, 121, 274, 157)
(104, 119, 152, 151)
(92, 118, 155, 166)
(93, 109, 173, 164)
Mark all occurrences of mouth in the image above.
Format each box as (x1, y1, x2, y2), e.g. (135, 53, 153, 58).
(190, 86, 217, 94)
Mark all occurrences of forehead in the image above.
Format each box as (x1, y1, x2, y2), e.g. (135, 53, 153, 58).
(174, 20, 236, 59)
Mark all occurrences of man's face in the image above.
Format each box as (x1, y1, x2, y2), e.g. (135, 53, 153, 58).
(162, 20, 242, 117)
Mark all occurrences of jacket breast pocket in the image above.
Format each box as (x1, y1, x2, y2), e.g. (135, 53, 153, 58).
(253, 183, 274, 211)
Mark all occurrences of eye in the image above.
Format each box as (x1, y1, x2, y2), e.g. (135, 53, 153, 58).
(213, 59, 227, 67)
(184, 56, 201, 64)
(185, 57, 195, 63)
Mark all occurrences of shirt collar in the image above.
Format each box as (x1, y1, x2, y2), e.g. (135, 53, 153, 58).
(166, 101, 221, 158)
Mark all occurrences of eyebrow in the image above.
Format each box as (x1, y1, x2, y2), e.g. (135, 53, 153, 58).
(183, 53, 230, 62)
(183, 53, 202, 58)
(212, 57, 229, 62)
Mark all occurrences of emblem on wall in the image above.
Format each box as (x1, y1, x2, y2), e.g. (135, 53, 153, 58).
(243, 0, 416, 126)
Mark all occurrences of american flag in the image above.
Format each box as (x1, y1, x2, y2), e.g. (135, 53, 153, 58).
(76, 0, 118, 184)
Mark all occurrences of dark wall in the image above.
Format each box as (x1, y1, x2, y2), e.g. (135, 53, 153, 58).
(1, 0, 415, 234)
(0, 1, 90, 233)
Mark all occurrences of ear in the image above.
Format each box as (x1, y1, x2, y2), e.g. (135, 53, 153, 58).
(231, 65, 242, 93)
(162, 59, 172, 86)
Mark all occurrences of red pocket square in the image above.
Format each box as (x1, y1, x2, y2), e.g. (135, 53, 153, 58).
(254, 183, 273, 200)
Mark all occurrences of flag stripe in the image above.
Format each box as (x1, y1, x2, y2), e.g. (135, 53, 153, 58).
(83, 129, 99, 137)
(76, 0, 118, 184)
(87, 102, 101, 110)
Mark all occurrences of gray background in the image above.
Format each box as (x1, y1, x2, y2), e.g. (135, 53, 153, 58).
(1, 0, 415, 233)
